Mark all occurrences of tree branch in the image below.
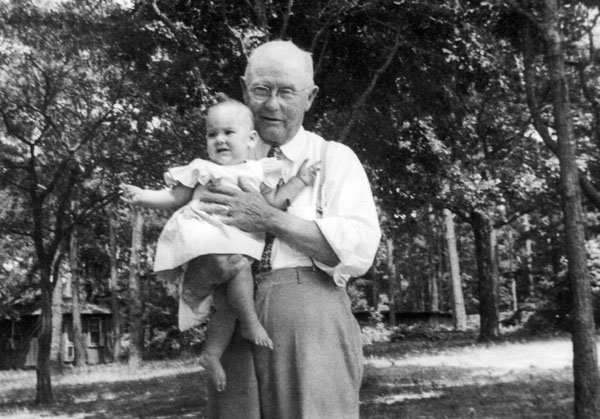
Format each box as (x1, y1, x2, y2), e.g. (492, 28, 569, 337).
(336, 35, 401, 143)
(503, 0, 545, 34)
(520, 10, 600, 213)
(279, 0, 294, 39)
(575, 62, 600, 146)
(521, 24, 559, 155)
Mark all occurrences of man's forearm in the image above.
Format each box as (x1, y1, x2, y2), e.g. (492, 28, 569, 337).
(265, 208, 340, 267)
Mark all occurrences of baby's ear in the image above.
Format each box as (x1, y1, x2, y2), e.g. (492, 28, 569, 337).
(248, 130, 259, 148)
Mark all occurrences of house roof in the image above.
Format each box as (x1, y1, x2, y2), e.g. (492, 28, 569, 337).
(28, 300, 111, 316)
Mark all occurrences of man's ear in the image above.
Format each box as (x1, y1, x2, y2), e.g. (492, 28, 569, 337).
(240, 76, 250, 104)
(305, 85, 319, 111)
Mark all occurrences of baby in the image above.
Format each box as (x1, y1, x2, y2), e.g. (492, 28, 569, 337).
(121, 99, 319, 391)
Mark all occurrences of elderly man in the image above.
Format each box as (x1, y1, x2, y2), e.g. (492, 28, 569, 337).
(205, 40, 381, 419)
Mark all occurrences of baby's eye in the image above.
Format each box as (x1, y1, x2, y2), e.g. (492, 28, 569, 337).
(225, 130, 235, 135)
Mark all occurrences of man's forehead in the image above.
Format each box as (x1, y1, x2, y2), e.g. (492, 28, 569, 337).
(247, 58, 312, 85)
(246, 43, 314, 84)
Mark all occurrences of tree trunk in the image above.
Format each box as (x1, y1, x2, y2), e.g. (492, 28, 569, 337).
(108, 209, 122, 361)
(471, 210, 500, 342)
(427, 211, 440, 312)
(523, 213, 535, 299)
(542, 2, 600, 416)
(36, 263, 54, 404)
(128, 208, 144, 366)
(386, 237, 397, 327)
(50, 271, 65, 367)
(444, 209, 467, 331)
(369, 263, 379, 311)
(70, 227, 86, 367)
(507, 228, 518, 312)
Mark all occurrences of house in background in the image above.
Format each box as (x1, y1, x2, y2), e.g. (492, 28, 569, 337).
(0, 300, 113, 369)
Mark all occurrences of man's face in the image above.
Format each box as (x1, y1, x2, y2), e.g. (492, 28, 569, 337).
(243, 57, 318, 146)
(206, 105, 256, 166)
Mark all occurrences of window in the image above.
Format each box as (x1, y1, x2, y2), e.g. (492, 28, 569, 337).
(88, 317, 104, 347)
(63, 323, 74, 362)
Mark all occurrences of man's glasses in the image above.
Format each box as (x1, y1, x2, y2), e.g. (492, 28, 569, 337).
(248, 85, 313, 103)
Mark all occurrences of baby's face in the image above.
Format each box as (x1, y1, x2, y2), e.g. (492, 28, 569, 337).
(206, 105, 256, 166)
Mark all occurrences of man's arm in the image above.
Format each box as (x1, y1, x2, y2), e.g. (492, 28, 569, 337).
(200, 180, 340, 267)
(197, 142, 381, 279)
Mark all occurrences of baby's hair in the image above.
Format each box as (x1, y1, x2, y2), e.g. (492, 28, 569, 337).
(206, 96, 255, 130)
(205, 97, 254, 129)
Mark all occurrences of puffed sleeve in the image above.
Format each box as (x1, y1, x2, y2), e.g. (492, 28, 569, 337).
(313, 142, 381, 286)
(163, 158, 216, 188)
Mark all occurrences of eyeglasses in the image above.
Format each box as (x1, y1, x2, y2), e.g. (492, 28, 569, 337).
(248, 85, 313, 103)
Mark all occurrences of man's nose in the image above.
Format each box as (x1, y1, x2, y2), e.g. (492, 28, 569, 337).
(264, 92, 280, 111)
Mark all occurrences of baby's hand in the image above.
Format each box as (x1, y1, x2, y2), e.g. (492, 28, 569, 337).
(296, 159, 321, 186)
(120, 183, 143, 205)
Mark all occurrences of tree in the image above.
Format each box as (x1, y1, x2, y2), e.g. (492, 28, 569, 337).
(498, 1, 600, 416)
(0, 2, 140, 402)
(541, 2, 600, 416)
(108, 208, 122, 360)
(127, 208, 144, 367)
(444, 209, 467, 331)
(70, 225, 86, 367)
(385, 236, 397, 327)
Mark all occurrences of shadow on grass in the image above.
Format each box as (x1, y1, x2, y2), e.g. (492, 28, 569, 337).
(360, 372, 572, 419)
(0, 337, 577, 419)
(1, 370, 209, 419)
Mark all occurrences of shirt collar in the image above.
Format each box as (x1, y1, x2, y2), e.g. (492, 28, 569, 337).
(279, 126, 306, 163)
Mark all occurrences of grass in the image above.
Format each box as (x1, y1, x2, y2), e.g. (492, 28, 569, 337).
(0, 335, 582, 418)
(361, 336, 574, 418)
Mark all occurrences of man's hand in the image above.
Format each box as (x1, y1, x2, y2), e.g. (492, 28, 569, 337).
(199, 178, 276, 232)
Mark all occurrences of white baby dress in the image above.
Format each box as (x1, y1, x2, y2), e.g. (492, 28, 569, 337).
(153, 157, 282, 330)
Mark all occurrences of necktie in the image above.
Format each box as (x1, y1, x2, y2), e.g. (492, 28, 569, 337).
(255, 146, 283, 273)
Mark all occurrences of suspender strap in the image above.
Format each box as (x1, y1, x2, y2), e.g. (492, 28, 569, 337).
(316, 141, 329, 218)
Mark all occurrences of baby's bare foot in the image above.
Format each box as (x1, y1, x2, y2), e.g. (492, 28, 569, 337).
(240, 321, 273, 349)
(199, 353, 226, 392)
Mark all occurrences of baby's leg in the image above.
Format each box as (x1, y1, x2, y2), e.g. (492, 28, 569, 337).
(224, 257, 273, 349)
(199, 285, 235, 392)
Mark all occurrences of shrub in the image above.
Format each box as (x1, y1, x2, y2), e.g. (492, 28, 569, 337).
(361, 323, 393, 345)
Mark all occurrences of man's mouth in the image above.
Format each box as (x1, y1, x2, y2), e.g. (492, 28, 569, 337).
(261, 116, 282, 124)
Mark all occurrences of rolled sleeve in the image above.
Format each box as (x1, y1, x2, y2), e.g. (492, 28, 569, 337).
(313, 143, 381, 286)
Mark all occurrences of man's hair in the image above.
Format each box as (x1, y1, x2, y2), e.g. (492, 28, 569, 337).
(207, 97, 255, 130)
(245, 40, 315, 85)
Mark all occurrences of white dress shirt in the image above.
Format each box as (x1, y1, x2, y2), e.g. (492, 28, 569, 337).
(253, 127, 381, 286)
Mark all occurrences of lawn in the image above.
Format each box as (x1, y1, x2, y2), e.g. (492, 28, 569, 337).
(0, 336, 578, 418)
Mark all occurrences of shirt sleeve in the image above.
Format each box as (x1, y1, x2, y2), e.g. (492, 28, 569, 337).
(163, 159, 215, 188)
(313, 142, 381, 286)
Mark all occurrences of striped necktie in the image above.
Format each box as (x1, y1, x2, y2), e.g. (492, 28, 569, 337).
(255, 146, 283, 273)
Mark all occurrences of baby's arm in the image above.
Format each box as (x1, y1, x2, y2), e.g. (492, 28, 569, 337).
(120, 183, 194, 210)
(262, 159, 320, 210)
